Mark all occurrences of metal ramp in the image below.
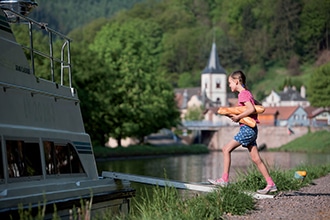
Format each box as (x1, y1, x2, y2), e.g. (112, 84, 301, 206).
(102, 171, 274, 199)
(102, 171, 215, 192)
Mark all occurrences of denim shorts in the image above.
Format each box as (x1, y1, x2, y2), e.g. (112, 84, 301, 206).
(234, 125, 258, 147)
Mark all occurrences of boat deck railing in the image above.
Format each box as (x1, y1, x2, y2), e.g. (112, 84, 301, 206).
(1, 7, 73, 88)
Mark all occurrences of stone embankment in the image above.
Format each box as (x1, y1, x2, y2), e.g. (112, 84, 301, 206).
(209, 126, 321, 150)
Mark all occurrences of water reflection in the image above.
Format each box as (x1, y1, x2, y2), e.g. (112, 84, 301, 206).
(97, 151, 330, 183)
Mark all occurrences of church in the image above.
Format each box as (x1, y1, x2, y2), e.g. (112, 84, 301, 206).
(175, 42, 236, 125)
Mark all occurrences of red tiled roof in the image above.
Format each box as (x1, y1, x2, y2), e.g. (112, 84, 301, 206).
(263, 106, 300, 120)
(304, 106, 330, 118)
(262, 107, 279, 115)
(304, 106, 319, 118)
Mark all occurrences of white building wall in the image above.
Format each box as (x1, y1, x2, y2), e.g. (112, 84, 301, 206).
(262, 90, 281, 107)
(201, 73, 227, 106)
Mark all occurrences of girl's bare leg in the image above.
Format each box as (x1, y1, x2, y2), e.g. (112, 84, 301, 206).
(248, 145, 277, 194)
(247, 145, 271, 179)
(222, 139, 241, 177)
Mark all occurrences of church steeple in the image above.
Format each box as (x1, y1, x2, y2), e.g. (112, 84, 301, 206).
(201, 42, 227, 106)
(202, 42, 226, 74)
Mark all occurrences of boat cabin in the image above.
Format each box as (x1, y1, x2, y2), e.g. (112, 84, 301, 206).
(0, 1, 135, 219)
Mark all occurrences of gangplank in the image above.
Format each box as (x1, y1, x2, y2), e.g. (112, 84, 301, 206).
(102, 172, 275, 199)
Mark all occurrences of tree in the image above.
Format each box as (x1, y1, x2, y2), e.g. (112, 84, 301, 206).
(30, 0, 145, 34)
(185, 106, 204, 121)
(68, 17, 109, 44)
(308, 63, 330, 107)
(271, 0, 302, 62)
(160, 27, 210, 86)
(90, 18, 180, 146)
(72, 46, 109, 146)
(298, 0, 330, 60)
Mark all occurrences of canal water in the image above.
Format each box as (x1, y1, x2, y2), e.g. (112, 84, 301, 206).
(97, 151, 330, 183)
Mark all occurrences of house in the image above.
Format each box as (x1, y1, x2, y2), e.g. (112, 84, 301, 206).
(262, 86, 310, 107)
(304, 106, 330, 127)
(258, 107, 279, 126)
(259, 106, 309, 127)
(175, 87, 201, 120)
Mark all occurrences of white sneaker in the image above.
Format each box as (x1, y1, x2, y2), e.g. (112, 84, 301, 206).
(257, 184, 277, 194)
(207, 178, 228, 186)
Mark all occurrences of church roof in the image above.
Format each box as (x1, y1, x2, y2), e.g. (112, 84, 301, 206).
(202, 42, 226, 74)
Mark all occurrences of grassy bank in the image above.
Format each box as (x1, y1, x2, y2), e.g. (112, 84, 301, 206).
(272, 130, 330, 153)
(93, 144, 209, 159)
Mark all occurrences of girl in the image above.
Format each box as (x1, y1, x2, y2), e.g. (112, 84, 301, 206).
(208, 70, 277, 194)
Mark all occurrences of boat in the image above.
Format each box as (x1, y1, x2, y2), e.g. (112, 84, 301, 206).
(0, 0, 135, 219)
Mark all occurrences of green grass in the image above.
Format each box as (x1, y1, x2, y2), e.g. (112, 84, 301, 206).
(129, 184, 254, 220)
(93, 144, 209, 159)
(273, 130, 330, 153)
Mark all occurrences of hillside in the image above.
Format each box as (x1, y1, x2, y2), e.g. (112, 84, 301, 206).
(27, 0, 329, 99)
(29, 0, 146, 34)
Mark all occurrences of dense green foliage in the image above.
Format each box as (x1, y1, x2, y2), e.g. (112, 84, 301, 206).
(308, 63, 330, 107)
(29, 0, 146, 34)
(276, 130, 330, 153)
(29, 0, 330, 88)
(184, 106, 204, 121)
(12, 0, 330, 145)
(90, 19, 180, 146)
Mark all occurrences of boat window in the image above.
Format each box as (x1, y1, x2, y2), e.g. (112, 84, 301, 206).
(6, 140, 42, 178)
(43, 141, 84, 175)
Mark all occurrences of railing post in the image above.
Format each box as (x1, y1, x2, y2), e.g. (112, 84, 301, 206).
(61, 40, 72, 87)
(28, 21, 34, 75)
(48, 31, 54, 82)
(67, 40, 72, 88)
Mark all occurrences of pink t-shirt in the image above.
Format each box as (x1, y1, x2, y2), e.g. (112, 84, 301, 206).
(238, 90, 260, 124)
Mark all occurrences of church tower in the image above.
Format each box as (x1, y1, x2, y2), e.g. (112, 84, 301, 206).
(201, 42, 227, 106)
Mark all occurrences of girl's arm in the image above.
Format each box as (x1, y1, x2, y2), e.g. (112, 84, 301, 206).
(230, 101, 256, 122)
